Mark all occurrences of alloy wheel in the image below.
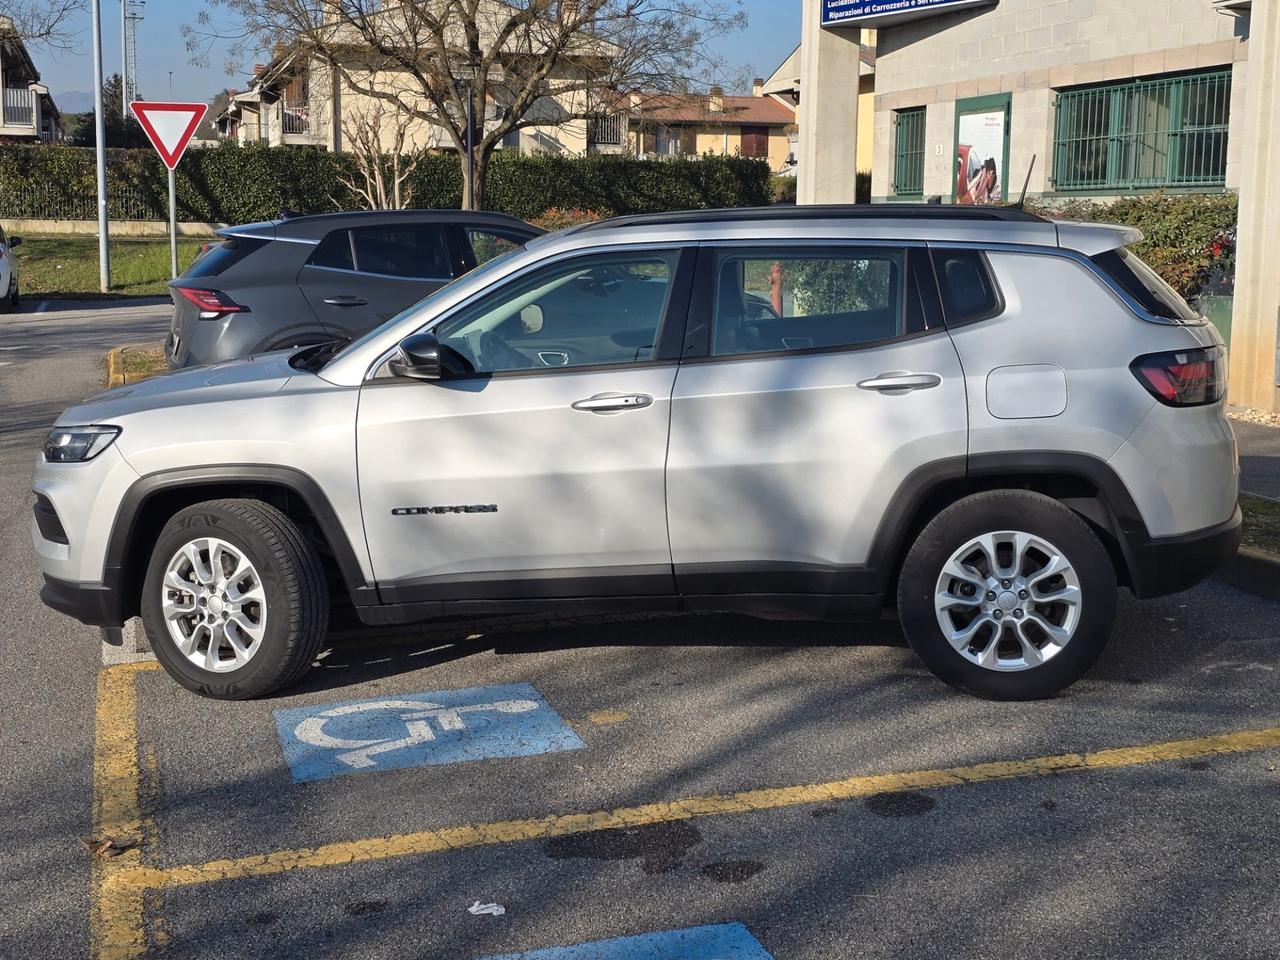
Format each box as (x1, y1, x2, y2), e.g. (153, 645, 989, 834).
(161, 537, 267, 672)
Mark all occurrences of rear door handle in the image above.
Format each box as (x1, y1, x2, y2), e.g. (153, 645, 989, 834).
(572, 393, 654, 413)
(857, 371, 942, 393)
(323, 296, 368, 307)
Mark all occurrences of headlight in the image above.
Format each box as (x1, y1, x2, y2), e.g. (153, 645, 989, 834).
(43, 425, 121, 462)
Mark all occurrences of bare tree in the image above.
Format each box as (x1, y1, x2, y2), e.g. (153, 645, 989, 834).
(0, 0, 81, 51)
(337, 97, 434, 209)
(185, 0, 744, 210)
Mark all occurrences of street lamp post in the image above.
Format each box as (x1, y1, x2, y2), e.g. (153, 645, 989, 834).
(92, 0, 111, 292)
(463, 61, 479, 211)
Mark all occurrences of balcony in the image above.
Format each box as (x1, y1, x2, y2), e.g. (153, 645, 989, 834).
(282, 99, 310, 136)
(587, 113, 626, 154)
(2, 86, 34, 128)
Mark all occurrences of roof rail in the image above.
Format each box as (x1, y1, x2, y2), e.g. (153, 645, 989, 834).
(568, 204, 1048, 235)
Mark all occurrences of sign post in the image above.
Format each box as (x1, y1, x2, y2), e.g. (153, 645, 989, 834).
(128, 102, 207, 279)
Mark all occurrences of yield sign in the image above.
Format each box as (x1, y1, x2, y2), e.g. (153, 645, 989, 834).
(129, 101, 208, 169)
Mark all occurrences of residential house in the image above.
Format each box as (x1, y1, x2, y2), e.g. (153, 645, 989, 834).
(627, 86, 795, 172)
(214, 11, 618, 159)
(0, 17, 61, 143)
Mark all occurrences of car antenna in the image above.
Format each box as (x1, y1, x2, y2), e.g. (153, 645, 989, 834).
(1009, 154, 1036, 210)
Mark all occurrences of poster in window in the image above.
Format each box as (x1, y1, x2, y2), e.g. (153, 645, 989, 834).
(956, 109, 1006, 205)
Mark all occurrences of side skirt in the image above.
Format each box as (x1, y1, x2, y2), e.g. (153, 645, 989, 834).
(354, 592, 888, 627)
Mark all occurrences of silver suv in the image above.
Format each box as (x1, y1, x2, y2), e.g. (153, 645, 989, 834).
(32, 206, 1240, 701)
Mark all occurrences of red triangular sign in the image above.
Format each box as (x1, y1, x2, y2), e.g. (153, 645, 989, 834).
(129, 101, 208, 169)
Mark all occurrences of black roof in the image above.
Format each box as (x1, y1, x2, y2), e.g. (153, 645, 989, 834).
(224, 208, 543, 241)
(569, 204, 1047, 235)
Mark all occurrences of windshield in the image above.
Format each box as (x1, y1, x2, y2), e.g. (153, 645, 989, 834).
(315, 244, 529, 370)
(1090, 247, 1202, 323)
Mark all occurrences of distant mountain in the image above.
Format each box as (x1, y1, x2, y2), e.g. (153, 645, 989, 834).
(54, 91, 94, 114)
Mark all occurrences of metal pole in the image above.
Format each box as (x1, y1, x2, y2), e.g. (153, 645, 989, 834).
(120, 0, 127, 119)
(465, 79, 474, 211)
(167, 167, 177, 278)
(92, 0, 111, 292)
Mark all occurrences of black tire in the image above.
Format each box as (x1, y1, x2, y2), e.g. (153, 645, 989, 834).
(141, 498, 329, 699)
(0, 280, 13, 314)
(897, 490, 1116, 701)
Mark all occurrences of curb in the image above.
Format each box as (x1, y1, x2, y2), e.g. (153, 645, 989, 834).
(1215, 546, 1280, 602)
(106, 345, 126, 388)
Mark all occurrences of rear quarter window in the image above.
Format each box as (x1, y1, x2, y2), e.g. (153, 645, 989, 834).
(1089, 247, 1200, 323)
(182, 236, 270, 279)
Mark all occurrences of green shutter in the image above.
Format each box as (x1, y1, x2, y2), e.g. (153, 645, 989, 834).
(1052, 69, 1230, 192)
(892, 107, 926, 197)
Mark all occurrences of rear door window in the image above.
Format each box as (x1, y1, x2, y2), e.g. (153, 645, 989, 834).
(350, 224, 452, 280)
(709, 247, 909, 357)
(182, 236, 270, 279)
(309, 229, 355, 271)
(930, 249, 1003, 325)
(1089, 247, 1200, 323)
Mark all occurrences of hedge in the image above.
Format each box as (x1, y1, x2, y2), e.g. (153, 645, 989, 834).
(0, 143, 772, 225)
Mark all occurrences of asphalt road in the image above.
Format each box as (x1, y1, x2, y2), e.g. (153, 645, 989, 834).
(1, 299, 1278, 960)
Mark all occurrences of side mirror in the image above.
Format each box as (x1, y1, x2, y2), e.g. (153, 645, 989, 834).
(8, 236, 21, 248)
(388, 332, 442, 381)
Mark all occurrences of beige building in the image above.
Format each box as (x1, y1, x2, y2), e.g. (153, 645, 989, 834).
(625, 87, 795, 172)
(0, 17, 61, 143)
(215, 37, 618, 158)
(868, 0, 1249, 203)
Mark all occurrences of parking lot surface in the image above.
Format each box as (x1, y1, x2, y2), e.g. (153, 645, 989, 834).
(2, 300, 1279, 960)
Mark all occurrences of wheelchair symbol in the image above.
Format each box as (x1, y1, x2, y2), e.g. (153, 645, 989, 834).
(292, 697, 540, 769)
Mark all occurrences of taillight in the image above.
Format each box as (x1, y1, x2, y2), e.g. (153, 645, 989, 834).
(177, 286, 246, 317)
(1130, 345, 1225, 406)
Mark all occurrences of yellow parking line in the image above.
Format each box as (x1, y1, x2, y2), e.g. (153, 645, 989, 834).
(98, 723, 1280, 903)
(91, 660, 160, 960)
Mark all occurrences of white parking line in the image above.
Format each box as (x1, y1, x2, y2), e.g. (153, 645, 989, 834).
(0, 361, 11, 368)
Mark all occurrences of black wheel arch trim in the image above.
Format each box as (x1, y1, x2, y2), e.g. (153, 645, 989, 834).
(105, 465, 377, 619)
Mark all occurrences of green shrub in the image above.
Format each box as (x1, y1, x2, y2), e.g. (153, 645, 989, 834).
(1027, 192, 1237, 298)
(770, 175, 796, 204)
(0, 144, 770, 225)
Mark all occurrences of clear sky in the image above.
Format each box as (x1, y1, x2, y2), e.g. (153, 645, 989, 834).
(30, 1, 801, 108)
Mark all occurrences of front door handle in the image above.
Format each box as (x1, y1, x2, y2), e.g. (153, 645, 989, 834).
(857, 371, 942, 393)
(323, 296, 368, 307)
(571, 393, 654, 413)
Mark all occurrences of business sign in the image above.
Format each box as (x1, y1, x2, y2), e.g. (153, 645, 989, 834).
(822, 0, 996, 29)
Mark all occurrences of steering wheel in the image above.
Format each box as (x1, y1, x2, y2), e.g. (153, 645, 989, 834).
(479, 331, 533, 371)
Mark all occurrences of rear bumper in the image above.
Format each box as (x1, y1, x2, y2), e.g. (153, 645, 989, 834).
(1125, 505, 1242, 599)
(40, 571, 125, 628)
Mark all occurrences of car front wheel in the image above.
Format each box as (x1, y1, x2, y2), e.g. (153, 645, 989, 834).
(141, 498, 328, 699)
(897, 490, 1117, 700)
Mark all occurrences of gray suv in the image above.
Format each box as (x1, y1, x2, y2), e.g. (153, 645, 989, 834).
(167, 209, 541, 368)
(34, 206, 1240, 701)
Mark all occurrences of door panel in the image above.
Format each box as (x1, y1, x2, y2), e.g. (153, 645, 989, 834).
(356, 367, 678, 598)
(300, 224, 455, 340)
(666, 244, 967, 595)
(356, 247, 693, 600)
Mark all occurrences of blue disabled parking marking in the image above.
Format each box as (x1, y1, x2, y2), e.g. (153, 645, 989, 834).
(273, 682, 585, 782)
(476, 922, 774, 960)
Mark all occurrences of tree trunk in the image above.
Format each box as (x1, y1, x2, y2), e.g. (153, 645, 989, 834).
(470, 147, 492, 211)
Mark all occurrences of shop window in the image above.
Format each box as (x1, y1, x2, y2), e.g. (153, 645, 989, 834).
(1052, 69, 1231, 192)
(892, 107, 926, 197)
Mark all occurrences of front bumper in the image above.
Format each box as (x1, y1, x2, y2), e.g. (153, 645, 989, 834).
(40, 571, 126, 627)
(1125, 505, 1242, 599)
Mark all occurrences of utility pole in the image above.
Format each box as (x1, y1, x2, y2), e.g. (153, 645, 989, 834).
(92, 0, 111, 292)
(119, 0, 126, 119)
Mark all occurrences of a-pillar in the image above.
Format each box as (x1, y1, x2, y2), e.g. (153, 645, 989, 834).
(1229, 2, 1280, 412)
(797, 0, 861, 205)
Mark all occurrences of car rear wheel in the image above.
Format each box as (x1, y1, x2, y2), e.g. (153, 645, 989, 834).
(896, 490, 1117, 700)
(0, 279, 14, 313)
(141, 498, 328, 699)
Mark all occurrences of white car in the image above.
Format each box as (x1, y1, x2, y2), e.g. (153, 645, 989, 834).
(0, 224, 21, 312)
